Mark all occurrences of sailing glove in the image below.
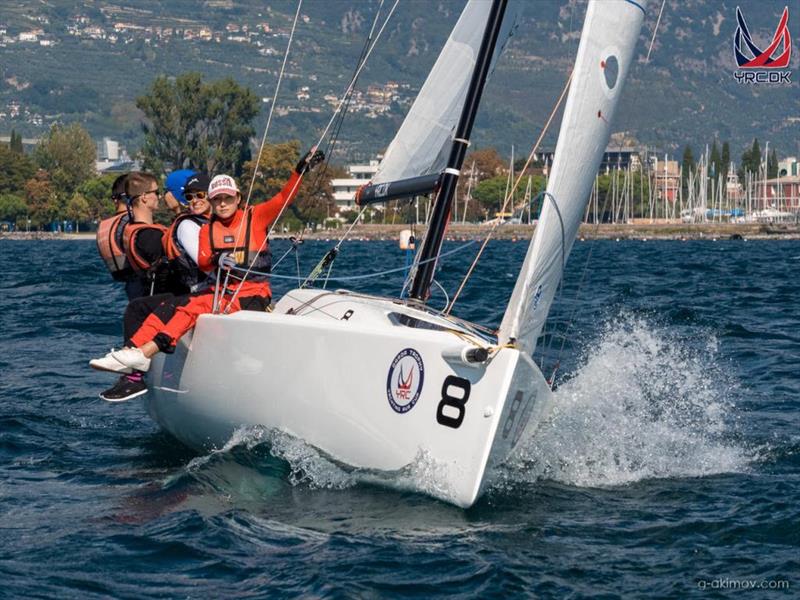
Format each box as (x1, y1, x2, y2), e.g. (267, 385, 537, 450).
(295, 149, 325, 175)
(215, 251, 238, 271)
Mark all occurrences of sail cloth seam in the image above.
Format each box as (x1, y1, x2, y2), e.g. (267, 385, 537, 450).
(444, 69, 575, 315)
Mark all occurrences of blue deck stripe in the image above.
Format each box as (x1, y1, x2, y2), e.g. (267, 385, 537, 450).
(622, 0, 646, 15)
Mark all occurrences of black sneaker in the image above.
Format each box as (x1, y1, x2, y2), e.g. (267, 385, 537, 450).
(100, 375, 148, 402)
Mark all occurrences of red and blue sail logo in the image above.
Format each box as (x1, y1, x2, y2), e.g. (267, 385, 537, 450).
(733, 6, 792, 85)
(386, 348, 424, 414)
(734, 6, 791, 69)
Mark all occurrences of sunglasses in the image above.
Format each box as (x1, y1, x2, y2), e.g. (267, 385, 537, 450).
(185, 191, 208, 201)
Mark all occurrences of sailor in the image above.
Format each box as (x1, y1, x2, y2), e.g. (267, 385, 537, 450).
(90, 149, 324, 401)
(96, 173, 146, 299)
(120, 172, 212, 353)
(163, 168, 195, 217)
(121, 171, 170, 297)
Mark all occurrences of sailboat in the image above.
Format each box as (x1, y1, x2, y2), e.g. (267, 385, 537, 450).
(147, 0, 647, 508)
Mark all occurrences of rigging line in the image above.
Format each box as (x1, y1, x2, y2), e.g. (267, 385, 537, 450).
(545, 177, 614, 387)
(221, 174, 305, 313)
(225, 0, 398, 309)
(310, 0, 385, 191)
(646, 0, 666, 62)
(230, 240, 476, 283)
(312, 0, 400, 150)
(444, 69, 574, 315)
(234, 0, 304, 251)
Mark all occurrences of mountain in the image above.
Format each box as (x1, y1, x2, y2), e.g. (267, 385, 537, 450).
(0, 0, 797, 162)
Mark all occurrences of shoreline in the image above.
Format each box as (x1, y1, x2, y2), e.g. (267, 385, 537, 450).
(2, 223, 799, 242)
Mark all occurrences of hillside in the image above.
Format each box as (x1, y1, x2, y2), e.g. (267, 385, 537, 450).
(0, 0, 797, 161)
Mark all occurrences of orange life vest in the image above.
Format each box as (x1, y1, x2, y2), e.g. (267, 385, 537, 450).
(96, 212, 130, 277)
(208, 208, 271, 281)
(122, 222, 168, 273)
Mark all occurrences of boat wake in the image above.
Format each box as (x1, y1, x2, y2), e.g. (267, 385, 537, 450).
(496, 312, 757, 490)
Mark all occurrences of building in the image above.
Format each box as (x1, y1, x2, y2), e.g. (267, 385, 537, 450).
(652, 158, 680, 203)
(762, 175, 800, 211)
(330, 159, 380, 214)
(533, 146, 644, 173)
(778, 156, 798, 177)
(95, 137, 137, 173)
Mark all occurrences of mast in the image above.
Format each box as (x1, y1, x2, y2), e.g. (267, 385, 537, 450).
(409, 0, 508, 301)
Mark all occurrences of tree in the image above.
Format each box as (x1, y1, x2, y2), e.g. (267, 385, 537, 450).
(9, 129, 24, 154)
(137, 72, 260, 176)
(465, 147, 506, 181)
(709, 140, 721, 179)
(241, 140, 335, 227)
(738, 138, 762, 182)
(24, 169, 59, 229)
(681, 145, 694, 197)
(78, 174, 118, 221)
(0, 144, 36, 195)
(721, 141, 731, 182)
(33, 123, 96, 203)
(472, 175, 510, 217)
(65, 193, 91, 232)
(767, 148, 778, 179)
(0, 193, 26, 223)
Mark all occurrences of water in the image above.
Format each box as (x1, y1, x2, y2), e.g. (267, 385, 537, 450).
(1, 238, 797, 597)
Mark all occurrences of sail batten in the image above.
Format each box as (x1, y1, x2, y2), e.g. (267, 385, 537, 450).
(498, 0, 647, 356)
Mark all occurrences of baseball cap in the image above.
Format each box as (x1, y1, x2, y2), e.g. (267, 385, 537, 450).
(165, 169, 196, 205)
(208, 174, 240, 200)
(184, 173, 210, 193)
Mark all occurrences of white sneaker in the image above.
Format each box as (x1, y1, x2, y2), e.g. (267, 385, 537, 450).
(90, 350, 133, 374)
(111, 347, 151, 372)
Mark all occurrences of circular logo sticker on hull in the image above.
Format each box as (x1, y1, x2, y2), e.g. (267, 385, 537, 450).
(386, 348, 425, 414)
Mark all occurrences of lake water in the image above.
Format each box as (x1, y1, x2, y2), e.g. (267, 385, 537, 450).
(1, 238, 797, 597)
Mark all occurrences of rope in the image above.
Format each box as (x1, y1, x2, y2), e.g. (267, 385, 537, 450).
(646, 0, 667, 62)
(234, 0, 303, 249)
(444, 69, 574, 315)
(221, 1, 400, 311)
(312, 0, 400, 151)
(224, 239, 476, 283)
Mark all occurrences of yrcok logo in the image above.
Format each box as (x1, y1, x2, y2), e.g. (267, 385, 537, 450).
(733, 6, 792, 84)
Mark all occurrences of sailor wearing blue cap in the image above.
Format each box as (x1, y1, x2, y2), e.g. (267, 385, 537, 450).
(164, 169, 197, 215)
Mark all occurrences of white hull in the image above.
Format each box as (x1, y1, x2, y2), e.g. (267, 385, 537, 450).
(146, 289, 552, 507)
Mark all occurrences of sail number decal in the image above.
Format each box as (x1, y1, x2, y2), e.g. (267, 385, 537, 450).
(436, 376, 471, 429)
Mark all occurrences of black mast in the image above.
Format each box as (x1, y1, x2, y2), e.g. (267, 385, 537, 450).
(409, 0, 508, 301)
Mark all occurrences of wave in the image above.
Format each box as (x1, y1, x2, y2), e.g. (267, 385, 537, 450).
(497, 312, 757, 490)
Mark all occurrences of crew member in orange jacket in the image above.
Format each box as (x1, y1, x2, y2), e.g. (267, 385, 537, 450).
(90, 148, 324, 401)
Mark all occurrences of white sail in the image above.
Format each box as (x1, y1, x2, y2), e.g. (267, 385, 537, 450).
(372, 0, 520, 185)
(498, 0, 646, 355)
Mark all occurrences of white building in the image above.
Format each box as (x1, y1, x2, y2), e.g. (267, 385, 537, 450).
(330, 159, 380, 214)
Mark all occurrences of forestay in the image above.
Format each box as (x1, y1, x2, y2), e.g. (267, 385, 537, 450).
(498, 0, 646, 355)
(371, 0, 520, 186)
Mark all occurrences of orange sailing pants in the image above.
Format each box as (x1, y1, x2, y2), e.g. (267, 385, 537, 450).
(129, 287, 269, 350)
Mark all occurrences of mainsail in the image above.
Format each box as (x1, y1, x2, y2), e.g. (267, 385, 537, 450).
(498, 0, 646, 355)
(368, 0, 520, 189)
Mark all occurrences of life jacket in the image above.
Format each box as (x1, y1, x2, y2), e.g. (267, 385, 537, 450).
(122, 222, 168, 274)
(96, 212, 131, 279)
(208, 208, 271, 282)
(163, 213, 209, 288)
